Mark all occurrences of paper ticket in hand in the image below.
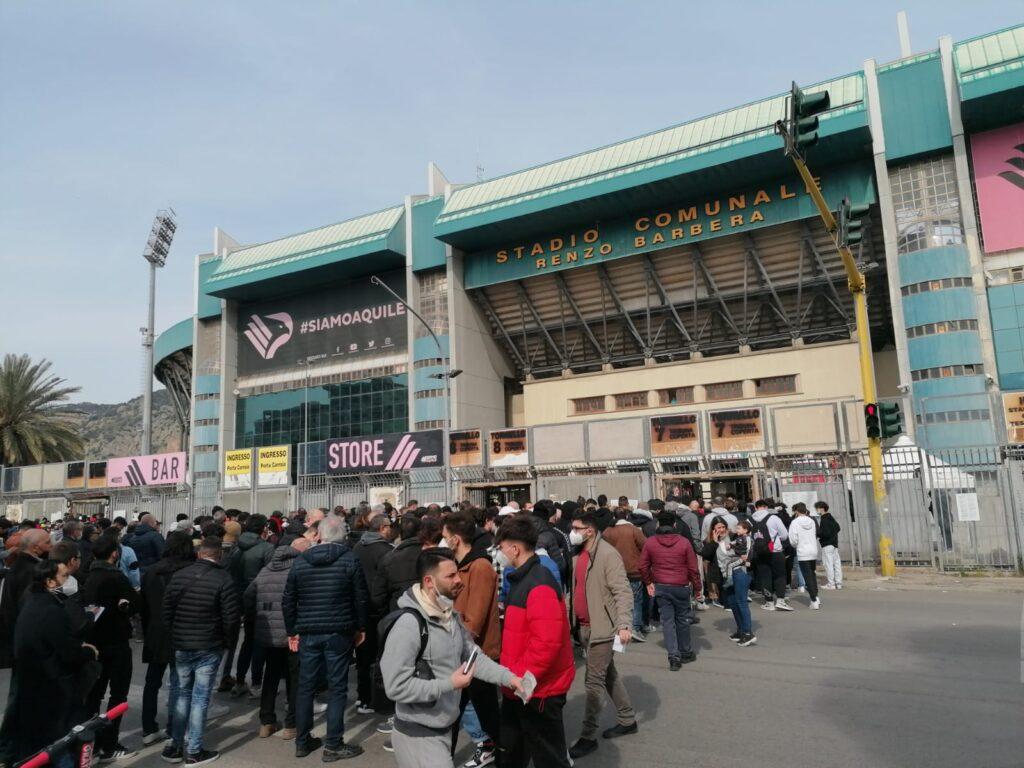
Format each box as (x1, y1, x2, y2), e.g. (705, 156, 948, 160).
(516, 671, 537, 703)
(613, 634, 625, 653)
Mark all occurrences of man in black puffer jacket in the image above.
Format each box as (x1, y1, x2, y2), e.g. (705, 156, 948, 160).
(531, 499, 570, 581)
(226, 514, 275, 697)
(283, 515, 369, 761)
(353, 510, 393, 711)
(372, 514, 422, 613)
(127, 514, 165, 571)
(245, 537, 312, 739)
(162, 537, 240, 765)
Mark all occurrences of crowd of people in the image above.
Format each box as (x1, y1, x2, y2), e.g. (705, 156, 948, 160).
(0, 492, 843, 768)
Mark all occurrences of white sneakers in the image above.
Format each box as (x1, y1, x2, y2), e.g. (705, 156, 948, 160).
(810, 599, 822, 610)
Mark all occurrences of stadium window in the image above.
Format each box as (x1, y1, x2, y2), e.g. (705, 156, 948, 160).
(613, 391, 649, 410)
(754, 375, 797, 396)
(658, 387, 695, 406)
(572, 396, 606, 415)
(705, 380, 744, 401)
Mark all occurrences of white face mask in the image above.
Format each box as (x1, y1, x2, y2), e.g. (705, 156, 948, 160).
(494, 549, 512, 569)
(569, 530, 585, 547)
(62, 575, 79, 597)
(434, 586, 454, 610)
(438, 538, 451, 550)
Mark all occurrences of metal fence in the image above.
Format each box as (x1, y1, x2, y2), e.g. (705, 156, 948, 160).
(759, 444, 1023, 571)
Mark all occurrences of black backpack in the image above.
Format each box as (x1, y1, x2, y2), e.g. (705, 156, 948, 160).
(371, 607, 431, 714)
(751, 517, 773, 558)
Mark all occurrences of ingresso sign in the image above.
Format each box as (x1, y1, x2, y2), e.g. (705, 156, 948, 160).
(237, 270, 407, 376)
(463, 163, 875, 288)
(325, 430, 443, 476)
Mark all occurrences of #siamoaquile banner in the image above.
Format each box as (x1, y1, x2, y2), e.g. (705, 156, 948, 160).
(236, 270, 408, 376)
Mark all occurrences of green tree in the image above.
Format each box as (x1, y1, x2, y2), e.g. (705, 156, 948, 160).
(0, 354, 83, 466)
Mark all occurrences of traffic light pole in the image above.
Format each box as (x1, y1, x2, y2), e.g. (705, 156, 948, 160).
(777, 126, 897, 577)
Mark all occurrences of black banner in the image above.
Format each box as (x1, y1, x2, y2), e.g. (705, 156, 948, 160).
(325, 430, 444, 475)
(237, 270, 407, 376)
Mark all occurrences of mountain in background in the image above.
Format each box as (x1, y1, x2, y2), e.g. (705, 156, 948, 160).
(59, 389, 184, 459)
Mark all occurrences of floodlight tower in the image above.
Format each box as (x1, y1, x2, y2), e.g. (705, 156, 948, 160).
(140, 209, 177, 455)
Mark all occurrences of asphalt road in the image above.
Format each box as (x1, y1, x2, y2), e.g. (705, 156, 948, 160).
(3, 576, 1023, 768)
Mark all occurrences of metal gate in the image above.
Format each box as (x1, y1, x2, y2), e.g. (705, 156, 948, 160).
(536, 471, 652, 504)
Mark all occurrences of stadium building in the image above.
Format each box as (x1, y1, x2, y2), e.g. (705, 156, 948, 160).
(4, 23, 1023, 569)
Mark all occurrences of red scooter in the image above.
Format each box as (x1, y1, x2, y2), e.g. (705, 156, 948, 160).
(16, 703, 129, 768)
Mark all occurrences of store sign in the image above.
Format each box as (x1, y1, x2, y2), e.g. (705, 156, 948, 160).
(489, 428, 529, 467)
(107, 452, 186, 487)
(87, 462, 107, 489)
(708, 408, 764, 453)
(224, 449, 253, 489)
(258, 445, 290, 486)
(450, 429, 483, 466)
(464, 163, 875, 288)
(971, 122, 1024, 253)
(237, 270, 407, 376)
(650, 414, 701, 456)
(325, 430, 443, 475)
(66, 461, 85, 489)
(1002, 392, 1024, 445)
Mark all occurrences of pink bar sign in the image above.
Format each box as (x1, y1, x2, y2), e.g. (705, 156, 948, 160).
(970, 121, 1024, 254)
(107, 452, 187, 487)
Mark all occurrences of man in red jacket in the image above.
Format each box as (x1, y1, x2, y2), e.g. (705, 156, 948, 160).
(495, 516, 575, 768)
(638, 512, 702, 670)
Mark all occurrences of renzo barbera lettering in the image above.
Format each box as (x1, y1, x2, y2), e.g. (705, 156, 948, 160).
(490, 179, 819, 273)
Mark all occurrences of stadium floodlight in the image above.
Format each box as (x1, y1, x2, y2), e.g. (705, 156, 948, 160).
(141, 208, 178, 455)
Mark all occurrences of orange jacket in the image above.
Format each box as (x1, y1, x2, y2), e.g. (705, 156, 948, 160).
(454, 552, 501, 660)
(600, 523, 647, 579)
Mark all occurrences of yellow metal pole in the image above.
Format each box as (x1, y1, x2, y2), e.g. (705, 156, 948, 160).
(787, 147, 897, 577)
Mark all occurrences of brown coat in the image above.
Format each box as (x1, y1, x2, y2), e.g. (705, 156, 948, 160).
(600, 523, 647, 579)
(454, 553, 501, 660)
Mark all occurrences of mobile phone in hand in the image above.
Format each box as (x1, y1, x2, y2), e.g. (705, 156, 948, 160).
(463, 647, 480, 675)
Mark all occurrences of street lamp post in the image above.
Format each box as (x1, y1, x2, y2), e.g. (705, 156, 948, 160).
(141, 209, 177, 456)
(370, 275, 460, 503)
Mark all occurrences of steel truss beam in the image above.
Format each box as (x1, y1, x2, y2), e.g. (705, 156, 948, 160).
(473, 290, 528, 370)
(643, 256, 695, 348)
(554, 273, 608, 361)
(744, 236, 796, 338)
(597, 265, 650, 356)
(515, 281, 568, 370)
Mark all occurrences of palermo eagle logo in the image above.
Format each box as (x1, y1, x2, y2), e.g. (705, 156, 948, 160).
(244, 312, 294, 360)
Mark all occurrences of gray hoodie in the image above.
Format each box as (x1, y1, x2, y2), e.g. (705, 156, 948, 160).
(381, 586, 513, 733)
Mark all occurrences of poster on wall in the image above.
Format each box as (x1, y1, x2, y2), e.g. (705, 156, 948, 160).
(370, 486, 402, 507)
(1001, 392, 1024, 445)
(65, 461, 85, 489)
(224, 449, 253, 489)
(708, 408, 765, 453)
(450, 429, 483, 466)
(257, 445, 290, 486)
(650, 414, 701, 456)
(970, 122, 1024, 253)
(955, 492, 980, 522)
(325, 430, 443, 475)
(488, 428, 529, 467)
(107, 452, 187, 487)
(237, 270, 407, 376)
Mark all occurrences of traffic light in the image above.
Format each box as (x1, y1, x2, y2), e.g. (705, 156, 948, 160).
(837, 197, 870, 248)
(788, 81, 831, 155)
(864, 402, 880, 439)
(879, 401, 903, 439)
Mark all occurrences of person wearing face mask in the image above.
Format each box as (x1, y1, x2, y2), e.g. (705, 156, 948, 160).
(81, 533, 142, 762)
(381, 549, 523, 768)
(567, 512, 637, 760)
(443, 512, 501, 768)
(495, 516, 575, 768)
(3, 560, 99, 768)
(353, 510, 394, 717)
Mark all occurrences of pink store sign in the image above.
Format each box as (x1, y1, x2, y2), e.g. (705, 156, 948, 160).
(107, 452, 186, 487)
(970, 122, 1024, 254)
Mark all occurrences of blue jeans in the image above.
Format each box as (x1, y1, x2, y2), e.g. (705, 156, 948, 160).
(296, 633, 353, 750)
(461, 701, 487, 743)
(173, 649, 223, 755)
(629, 579, 645, 632)
(726, 568, 753, 634)
(654, 584, 692, 660)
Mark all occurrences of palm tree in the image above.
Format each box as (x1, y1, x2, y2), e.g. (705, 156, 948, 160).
(0, 354, 84, 466)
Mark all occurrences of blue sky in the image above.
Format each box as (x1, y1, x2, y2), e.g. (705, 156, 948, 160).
(1, 1, 1018, 403)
